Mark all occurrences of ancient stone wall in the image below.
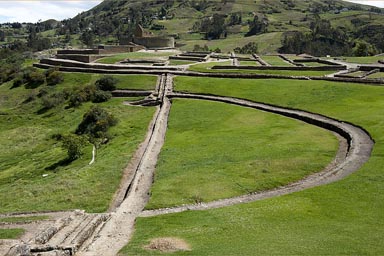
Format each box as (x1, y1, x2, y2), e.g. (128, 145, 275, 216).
(133, 36, 175, 49)
(211, 65, 346, 71)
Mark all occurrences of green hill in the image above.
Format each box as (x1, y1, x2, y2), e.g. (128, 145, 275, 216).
(59, 0, 384, 54)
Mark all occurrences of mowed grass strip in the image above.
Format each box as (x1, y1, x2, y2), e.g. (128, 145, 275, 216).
(59, 73, 157, 91)
(0, 78, 156, 213)
(122, 78, 384, 255)
(0, 229, 24, 239)
(146, 99, 337, 209)
(188, 62, 334, 76)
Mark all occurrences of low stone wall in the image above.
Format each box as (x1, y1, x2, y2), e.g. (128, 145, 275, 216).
(98, 45, 144, 54)
(112, 90, 152, 97)
(279, 55, 300, 66)
(169, 55, 206, 62)
(57, 49, 101, 55)
(293, 58, 341, 66)
(39, 58, 182, 71)
(252, 54, 269, 66)
(359, 65, 384, 72)
(56, 54, 105, 63)
(133, 36, 174, 49)
(211, 65, 346, 71)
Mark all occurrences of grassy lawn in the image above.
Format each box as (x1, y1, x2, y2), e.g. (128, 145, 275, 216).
(300, 62, 329, 67)
(366, 72, 384, 79)
(188, 63, 334, 76)
(168, 60, 196, 66)
(0, 77, 156, 213)
(96, 52, 176, 64)
(260, 55, 293, 66)
(113, 75, 157, 90)
(336, 56, 383, 64)
(145, 99, 337, 209)
(239, 60, 260, 66)
(344, 71, 366, 77)
(122, 77, 384, 255)
(0, 229, 24, 239)
(59, 73, 157, 90)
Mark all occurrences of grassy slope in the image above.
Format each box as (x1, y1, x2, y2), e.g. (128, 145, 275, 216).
(0, 73, 156, 213)
(121, 77, 384, 255)
(146, 99, 337, 209)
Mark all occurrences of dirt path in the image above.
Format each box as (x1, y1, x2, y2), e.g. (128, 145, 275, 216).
(78, 75, 173, 256)
(140, 92, 374, 217)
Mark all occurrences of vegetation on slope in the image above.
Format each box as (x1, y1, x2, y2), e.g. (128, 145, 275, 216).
(0, 72, 156, 213)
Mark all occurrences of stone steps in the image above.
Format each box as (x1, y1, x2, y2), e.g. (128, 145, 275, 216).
(6, 212, 110, 256)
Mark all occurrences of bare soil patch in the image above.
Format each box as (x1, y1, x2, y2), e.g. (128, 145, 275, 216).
(144, 237, 191, 253)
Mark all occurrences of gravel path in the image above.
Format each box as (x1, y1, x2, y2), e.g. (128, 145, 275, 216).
(78, 75, 172, 256)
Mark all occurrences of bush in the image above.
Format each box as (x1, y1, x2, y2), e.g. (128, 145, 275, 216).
(92, 90, 112, 103)
(95, 76, 118, 91)
(67, 85, 96, 108)
(60, 134, 88, 161)
(234, 42, 258, 54)
(41, 92, 65, 109)
(68, 92, 88, 108)
(12, 77, 24, 88)
(76, 106, 118, 140)
(46, 71, 64, 86)
(24, 69, 45, 89)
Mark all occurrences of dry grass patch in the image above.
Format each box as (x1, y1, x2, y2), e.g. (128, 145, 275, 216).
(144, 237, 191, 253)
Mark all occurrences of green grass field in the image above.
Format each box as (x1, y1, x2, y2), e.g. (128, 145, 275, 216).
(260, 55, 293, 66)
(336, 56, 384, 64)
(366, 72, 384, 79)
(0, 75, 156, 213)
(0, 229, 24, 239)
(187, 63, 334, 76)
(121, 77, 384, 255)
(145, 99, 337, 209)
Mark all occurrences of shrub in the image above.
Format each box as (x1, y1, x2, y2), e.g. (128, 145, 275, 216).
(41, 92, 65, 109)
(24, 69, 45, 89)
(46, 71, 64, 86)
(12, 77, 24, 88)
(95, 76, 118, 91)
(60, 134, 88, 161)
(76, 106, 118, 140)
(67, 85, 96, 108)
(92, 90, 112, 103)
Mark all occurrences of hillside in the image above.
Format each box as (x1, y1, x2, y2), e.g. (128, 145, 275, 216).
(59, 0, 384, 54)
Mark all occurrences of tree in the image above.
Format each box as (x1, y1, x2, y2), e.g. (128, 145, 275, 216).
(234, 42, 258, 54)
(200, 14, 226, 40)
(246, 14, 268, 37)
(80, 30, 95, 48)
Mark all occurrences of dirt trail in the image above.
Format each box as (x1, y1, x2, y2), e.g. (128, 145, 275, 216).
(78, 75, 173, 256)
(140, 92, 374, 217)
